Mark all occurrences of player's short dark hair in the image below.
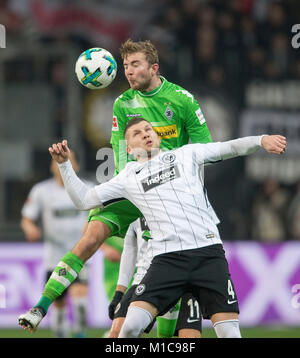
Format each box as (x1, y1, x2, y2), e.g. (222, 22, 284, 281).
(124, 117, 151, 137)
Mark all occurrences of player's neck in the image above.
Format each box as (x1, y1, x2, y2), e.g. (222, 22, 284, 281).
(142, 76, 161, 93)
(137, 148, 161, 163)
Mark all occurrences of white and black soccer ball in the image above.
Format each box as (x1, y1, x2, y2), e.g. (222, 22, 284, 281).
(75, 47, 117, 89)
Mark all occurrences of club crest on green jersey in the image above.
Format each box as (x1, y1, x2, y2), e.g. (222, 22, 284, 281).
(164, 106, 173, 120)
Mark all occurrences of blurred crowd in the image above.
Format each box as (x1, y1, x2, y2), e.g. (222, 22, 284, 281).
(145, 0, 300, 107)
(233, 178, 300, 242)
(1, 0, 300, 241)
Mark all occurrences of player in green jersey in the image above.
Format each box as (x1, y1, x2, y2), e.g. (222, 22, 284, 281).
(18, 39, 212, 336)
(91, 41, 212, 334)
(100, 236, 123, 300)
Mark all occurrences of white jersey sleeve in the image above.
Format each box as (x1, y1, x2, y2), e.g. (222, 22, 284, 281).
(58, 160, 126, 210)
(117, 222, 138, 288)
(94, 172, 127, 206)
(21, 184, 42, 220)
(190, 135, 263, 164)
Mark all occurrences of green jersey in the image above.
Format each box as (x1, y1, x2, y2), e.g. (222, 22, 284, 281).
(110, 76, 212, 173)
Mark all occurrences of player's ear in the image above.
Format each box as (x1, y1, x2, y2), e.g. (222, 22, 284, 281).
(151, 63, 159, 76)
(127, 145, 132, 155)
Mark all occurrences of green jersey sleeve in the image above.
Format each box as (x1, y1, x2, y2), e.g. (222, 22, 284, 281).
(183, 94, 212, 144)
(110, 97, 128, 174)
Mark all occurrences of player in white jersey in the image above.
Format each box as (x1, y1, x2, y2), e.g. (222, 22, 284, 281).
(47, 117, 286, 338)
(108, 218, 152, 337)
(108, 218, 202, 338)
(21, 152, 91, 338)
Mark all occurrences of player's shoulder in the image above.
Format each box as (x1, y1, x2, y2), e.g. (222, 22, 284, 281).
(164, 78, 195, 101)
(28, 178, 54, 197)
(114, 87, 135, 105)
(174, 143, 202, 156)
(113, 161, 138, 180)
(120, 161, 141, 178)
(124, 161, 140, 172)
(32, 178, 54, 191)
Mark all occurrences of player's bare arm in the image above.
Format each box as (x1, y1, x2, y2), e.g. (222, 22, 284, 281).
(20, 217, 41, 242)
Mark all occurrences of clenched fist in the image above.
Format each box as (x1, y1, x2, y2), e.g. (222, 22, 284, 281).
(49, 140, 71, 164)
(261, 135, 286, 154)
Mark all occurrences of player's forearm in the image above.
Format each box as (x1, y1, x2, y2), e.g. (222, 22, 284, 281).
(58, 160, 103, 211)
(20, 217, 34, 232)
(20, 217, 41, 241)
(219, 135, 264, 160)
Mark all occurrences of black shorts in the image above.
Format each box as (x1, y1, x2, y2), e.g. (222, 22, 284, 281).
(45, 265, 88, 303)
(174, 292, 202, 335)
(130, 244, 239, 319)
(116, 287, 202, 334)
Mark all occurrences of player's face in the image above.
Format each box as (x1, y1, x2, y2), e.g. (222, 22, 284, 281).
(123, 52, 158, 91)
(126, 121, 160, 161)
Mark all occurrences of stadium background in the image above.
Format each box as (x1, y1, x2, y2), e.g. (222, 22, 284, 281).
(0, 0, 300, 338)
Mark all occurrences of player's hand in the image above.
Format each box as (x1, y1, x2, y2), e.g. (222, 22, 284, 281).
(100, 243, 122, 262)
(261, 135, 286, 154)
(108, 291, 124, 320)
(49, 140, 70, 163)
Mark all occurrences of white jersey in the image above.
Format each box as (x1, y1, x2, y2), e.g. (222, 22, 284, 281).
(117, 218, 152, 288)
(59, 136, 262, 258)
(21, 178, 91, 270)
(96, 143, 224, 258)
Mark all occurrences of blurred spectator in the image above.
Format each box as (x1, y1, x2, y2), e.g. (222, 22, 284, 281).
(263, 60, 281, 80)
(244, 46, 266, 80)
(205, 64, 227, 94)
(240, 15, 258, 50)
(251, 178, 290, 242)
(50, 62, 68, 138)
(269, 32, 290, 78)
(268, 1, 291, 31)
(287, 181, 300, 240)
(258, 2, 291, 47)
(217, 10, 240, 52)
(196, 3, 216, 29)
(195, 27, 217, 80)
(141, 6, 180, 80)
(177, 0, 199, 55)
(216, 10, 243, 101)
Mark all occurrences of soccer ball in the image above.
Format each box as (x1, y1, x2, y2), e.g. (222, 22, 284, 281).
(75, 48, 117, 89)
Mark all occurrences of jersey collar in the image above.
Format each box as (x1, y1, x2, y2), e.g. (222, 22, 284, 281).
(137, 76, 166, 97)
